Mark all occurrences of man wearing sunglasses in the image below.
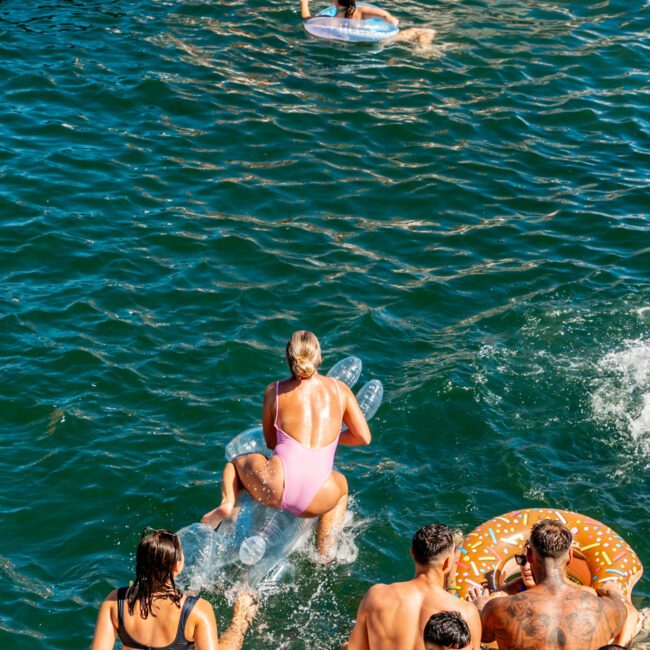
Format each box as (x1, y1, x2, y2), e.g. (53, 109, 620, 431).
(474, 518, 628, 650)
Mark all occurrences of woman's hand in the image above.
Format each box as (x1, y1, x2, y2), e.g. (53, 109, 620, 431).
(339, 383, 371, 446)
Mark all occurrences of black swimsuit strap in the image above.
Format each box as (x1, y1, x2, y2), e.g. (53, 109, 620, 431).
(116, 587, 198, 650)
(175, 595, 199, 644)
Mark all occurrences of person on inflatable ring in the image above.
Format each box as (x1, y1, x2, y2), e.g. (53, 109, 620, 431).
(467, 533, 641, 646)
(468, 518, 635, 650)
(300, 0, 437, 47)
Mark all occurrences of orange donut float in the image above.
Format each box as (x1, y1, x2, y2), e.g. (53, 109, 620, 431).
(449, 508, 643, 600)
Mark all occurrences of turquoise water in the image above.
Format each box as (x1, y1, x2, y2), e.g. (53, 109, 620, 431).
(1, 0, 649, 647)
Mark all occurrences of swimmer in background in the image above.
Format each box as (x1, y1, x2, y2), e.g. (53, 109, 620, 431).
(300, 0, 437, 47)
(91, 529, 257, 650)
(201, 330, 371, 559)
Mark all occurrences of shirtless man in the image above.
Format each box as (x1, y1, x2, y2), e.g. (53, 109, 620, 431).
(475, 518, 628, 650)
(346, 524, 481, 650)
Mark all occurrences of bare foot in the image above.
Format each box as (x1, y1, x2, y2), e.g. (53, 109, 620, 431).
(201, 501, 234, 528)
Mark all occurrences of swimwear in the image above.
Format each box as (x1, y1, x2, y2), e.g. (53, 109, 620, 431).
(272, 378, 342, 516)
(116, 587, 198, 650)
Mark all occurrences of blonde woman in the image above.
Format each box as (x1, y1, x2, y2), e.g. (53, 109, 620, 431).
(202, 330, 371, 557)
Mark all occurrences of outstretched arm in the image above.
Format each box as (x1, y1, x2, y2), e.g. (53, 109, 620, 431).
(347, 588, 373, 650)
(262, 382, 277, 450)
(339, 383, 371, 446)
(359, 6, 398, 25)
(218, 592, 257, 650)
(91, 592, 118, 650)
(301, 0, 312, 19)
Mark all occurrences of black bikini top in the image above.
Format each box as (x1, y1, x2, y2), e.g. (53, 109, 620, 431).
(117, 587, 199, 650)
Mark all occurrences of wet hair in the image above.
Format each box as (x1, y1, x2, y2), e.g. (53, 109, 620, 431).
(285, 330, 321, 379)
(411, 524, 454, 565)
(530, 518, 572, 559)
(424, 611, 471, 649)
(127, 529, 183, 618)
(338, 0, 357, 19)
(597, 646, 627, 650)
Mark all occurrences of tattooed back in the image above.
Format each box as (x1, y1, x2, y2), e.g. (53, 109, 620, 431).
(481, 582, 627, 650)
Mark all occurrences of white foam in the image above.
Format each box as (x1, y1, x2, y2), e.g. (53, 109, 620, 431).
(590, 339, 650, 451)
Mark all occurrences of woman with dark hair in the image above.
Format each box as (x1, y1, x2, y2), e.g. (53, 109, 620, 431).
(301, 0, 398, 25)
(300, 0, 437, 46)
(91, 529, 256, 650)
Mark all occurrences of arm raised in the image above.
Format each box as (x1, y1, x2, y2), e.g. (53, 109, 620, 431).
(339, 382, 371, 446)
(262, 382, 277, 450)
(359, 5, 398, 25)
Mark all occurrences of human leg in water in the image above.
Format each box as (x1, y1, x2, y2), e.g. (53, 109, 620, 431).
(201, 453, 283, 528)
(389, 27, 436, 48)
(301, 470, 349, 561)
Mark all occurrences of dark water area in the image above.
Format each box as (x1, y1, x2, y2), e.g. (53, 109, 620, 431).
(1, 0, 648, 647)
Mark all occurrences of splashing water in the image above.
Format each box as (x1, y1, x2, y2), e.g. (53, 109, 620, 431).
(591, 340, 650, 452)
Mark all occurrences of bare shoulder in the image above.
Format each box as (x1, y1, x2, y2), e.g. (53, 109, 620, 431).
(361, 582, 408, 611)
(104, 588, 119, 603)
(194, 597, 215, 615)
(482, 590, 516, 616)
(364, 583, 392, 603)
(333, 377, 353, 395)
(453, 593, 482, 618)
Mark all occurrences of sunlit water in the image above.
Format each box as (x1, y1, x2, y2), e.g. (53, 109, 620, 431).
(1, 0, 648, 647)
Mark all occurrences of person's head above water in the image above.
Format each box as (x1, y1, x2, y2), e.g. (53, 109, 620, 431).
(529, 518, 572, 560)
(285, 330, 321, 379)
(334, 0, 357, 19)
(411, 524, 455, 569)
(128, 529, 184, 617)
(423, 610, 471, 650)
(526, 518, 573, 581)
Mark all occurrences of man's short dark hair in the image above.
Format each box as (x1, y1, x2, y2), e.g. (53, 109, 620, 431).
(530, 518, 572, 559)
(424, 611, 471, 649)
(597, 646, 627, 650)
(411, 524, 454, 565)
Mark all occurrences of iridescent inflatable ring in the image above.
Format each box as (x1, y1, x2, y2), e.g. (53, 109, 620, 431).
(304, 4, 399, 43)
(449, 508, 643, 600)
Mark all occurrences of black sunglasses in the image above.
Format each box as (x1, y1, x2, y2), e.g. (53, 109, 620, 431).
(514, 553, 527, 566)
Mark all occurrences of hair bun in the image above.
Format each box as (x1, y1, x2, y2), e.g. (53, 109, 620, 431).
(286, 330, 321, 380)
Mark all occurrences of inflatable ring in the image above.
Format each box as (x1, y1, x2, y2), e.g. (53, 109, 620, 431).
(449, 508, 643, 600)
(304, 3, 399, 43)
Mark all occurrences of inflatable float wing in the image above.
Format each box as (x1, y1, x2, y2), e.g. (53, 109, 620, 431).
(178, 356, 383, 592)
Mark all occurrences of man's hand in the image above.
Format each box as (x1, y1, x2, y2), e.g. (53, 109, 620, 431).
(596, 580, 626, 600)
(466, 585, 491, 611)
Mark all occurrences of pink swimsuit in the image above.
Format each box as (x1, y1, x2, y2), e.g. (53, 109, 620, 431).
(272, 379, 342, 516)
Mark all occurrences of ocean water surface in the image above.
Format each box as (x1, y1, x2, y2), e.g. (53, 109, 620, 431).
(1, 0, 648, 647)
